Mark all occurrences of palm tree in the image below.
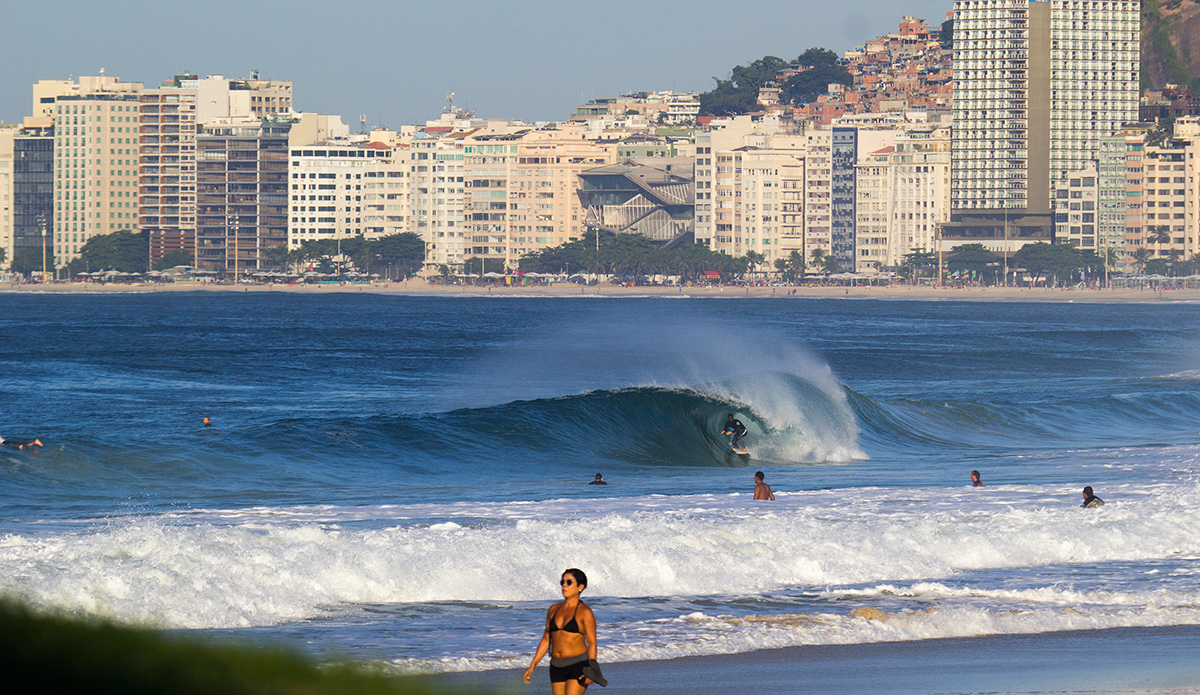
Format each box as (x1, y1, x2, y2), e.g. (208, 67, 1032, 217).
(1131, 247, 1153, 274)
(808, 248, 827, 275)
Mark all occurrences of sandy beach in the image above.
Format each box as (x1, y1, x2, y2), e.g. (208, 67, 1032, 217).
(4, 279, 1198, 303)
(438, 625, 1200, 695)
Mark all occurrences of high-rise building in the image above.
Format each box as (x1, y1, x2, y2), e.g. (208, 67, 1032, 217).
(287, 141, 393, 248)
(9, 123, 55, 273)
(52, 93, 144, 263)
(139, 85, 198, 269)
(947, 0, 1139, 250)
(195, 118, 290, 276)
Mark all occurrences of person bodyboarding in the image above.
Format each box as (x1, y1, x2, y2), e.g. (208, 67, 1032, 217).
(722, 414, 748, 454)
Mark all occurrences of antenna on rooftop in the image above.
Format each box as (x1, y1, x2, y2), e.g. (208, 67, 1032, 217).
(360, 114, 367, 134)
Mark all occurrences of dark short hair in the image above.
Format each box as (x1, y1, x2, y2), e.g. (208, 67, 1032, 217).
(563, 568, 587, 589)
(1083, 486, 1093, 496)
(755, 471, 765, 480)
(728, 413, 734, 418)
(594, 473, 603, 479)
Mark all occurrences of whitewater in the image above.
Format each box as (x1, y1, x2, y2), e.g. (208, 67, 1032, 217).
(2, 294, 1200, 673)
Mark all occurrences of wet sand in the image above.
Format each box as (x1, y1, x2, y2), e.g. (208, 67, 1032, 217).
(437, 625, 1200, 695)
(4, 279, 1198, 303)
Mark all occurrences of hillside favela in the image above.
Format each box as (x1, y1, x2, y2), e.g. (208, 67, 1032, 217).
(3, 0, 1197, 292)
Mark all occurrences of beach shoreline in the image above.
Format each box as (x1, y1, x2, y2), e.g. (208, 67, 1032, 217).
(3, 279, 1197, 303)
(437, 624, 1200, 695)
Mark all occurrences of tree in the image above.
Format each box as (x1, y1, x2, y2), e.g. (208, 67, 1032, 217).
(1131, 247, 1153, 273)
(65, 230, 148, 277)
(946, 244, 1000, 279)
(780, 50, 853, 105)
(698, 55, 790, 117)
(11, 247, 55, 276)
(1011, 242, 1082, 286)
(774, 250, 804, 282)
(900, 249, 937, 281)
(940, 18, 954, 48)
(154, 249, 194, 271)
(808, 247, 827, 274)
(0, 247, 6, 267)
(822, 255, 841, 275)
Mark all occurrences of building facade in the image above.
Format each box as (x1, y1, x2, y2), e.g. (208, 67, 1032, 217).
(948, 0, 1140, 250)
(53, 94, 143, 263)
(195, 119, 290, 275)
(139, 87, 198, 268)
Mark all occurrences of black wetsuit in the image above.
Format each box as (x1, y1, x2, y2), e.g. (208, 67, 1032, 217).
(1081, 494, 1105, 508)
(725, 418, 747, 450)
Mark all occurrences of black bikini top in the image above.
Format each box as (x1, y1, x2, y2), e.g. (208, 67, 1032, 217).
(549, 603, 581, 634)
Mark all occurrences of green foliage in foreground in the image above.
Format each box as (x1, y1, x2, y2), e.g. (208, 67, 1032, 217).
(0, 600, 482, 695)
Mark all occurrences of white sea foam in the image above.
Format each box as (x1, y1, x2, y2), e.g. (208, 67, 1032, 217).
(1, 482, 1197, 637)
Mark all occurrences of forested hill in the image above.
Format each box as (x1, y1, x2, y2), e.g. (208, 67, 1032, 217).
(1142, 0, 1200, 92)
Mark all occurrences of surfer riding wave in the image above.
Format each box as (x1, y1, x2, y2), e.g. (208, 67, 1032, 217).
(722, 414, 748, 454)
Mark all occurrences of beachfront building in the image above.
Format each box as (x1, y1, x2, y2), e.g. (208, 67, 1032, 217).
(52, 92, 144, 264)
(361, 134, 412, 241)
(946, 0, 1140, 253)
(804, 128, 833, 268)
(576, 158, 695, 247)
(1052, 163, 1099, 251)
(889, 126, 951, 266)
(855, 146, 892, 273)
(462, 123, 613, 269)
(286, 140, 393, 249)
(1140, 138, 1191, 267)
(139, 84, 198, 269)
(0, 126, 14, 266)
(195, 117, 290, 276)
(410, 122, 469, 271)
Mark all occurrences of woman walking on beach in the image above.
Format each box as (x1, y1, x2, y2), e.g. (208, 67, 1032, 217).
(523, 568, 603, 693)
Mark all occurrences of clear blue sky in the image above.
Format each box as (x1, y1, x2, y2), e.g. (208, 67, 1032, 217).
(3, 0, 952, 128)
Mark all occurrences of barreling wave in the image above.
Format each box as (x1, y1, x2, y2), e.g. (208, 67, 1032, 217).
(249, 372, 865, 469)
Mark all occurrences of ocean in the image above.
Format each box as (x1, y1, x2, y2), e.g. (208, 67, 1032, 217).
(1, 293, 1199, 674)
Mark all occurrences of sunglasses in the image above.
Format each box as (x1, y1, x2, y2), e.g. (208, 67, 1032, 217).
(560, 579, 577, 586)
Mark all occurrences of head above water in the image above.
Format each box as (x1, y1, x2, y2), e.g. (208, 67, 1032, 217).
(202, 416, 211, 427)
(754, 471, 765, 482)
(561, 568, 587, 590)
(970, 470, 981, 481)
(594, 473, 603, 481)
(1083, 486, 1094, 497)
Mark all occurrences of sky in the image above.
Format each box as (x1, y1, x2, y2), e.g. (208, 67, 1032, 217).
(2, 0, 952, 129)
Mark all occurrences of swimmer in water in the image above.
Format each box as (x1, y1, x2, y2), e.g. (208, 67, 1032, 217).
(970, 470, 984, 487)
(0, 436, 43, 450)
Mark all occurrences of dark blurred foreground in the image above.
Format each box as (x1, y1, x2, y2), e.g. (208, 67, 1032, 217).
(0, 599, 482, 695)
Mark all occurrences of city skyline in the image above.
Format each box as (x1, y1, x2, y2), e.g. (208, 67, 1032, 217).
(3, 0, 952, 126)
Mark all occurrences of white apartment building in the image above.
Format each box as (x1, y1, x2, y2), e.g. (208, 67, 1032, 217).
(855, 147, 892, 272)
(287, 141, 393, 248)
(951, 0, 1139, 229)
(804, 128, 832, 263)
(410, 129, 467, 270)
(1053, 163, 1100, 250)
(889, 126, 951, 265)
(362, 141, 411, 240)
